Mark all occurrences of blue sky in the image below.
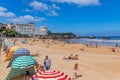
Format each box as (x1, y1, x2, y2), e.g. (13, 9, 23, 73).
(0, 0, 120, 36)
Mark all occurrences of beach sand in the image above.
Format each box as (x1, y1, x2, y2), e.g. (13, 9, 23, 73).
(0, 39, 120, 80)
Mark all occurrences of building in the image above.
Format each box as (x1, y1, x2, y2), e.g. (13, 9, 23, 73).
(6, 23, 14, 29)
(0, 23, 5, 28)
(16, 23, 48, 35)
(34, 26, 48, 35)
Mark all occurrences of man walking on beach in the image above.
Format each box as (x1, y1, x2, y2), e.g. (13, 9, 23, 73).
(44, 55, 51, 70)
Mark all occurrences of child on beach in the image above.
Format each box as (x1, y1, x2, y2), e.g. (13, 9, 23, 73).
(35, 64, 44, 72)
(73, 63, 79, 79)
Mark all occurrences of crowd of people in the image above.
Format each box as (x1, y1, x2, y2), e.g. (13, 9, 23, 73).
(0, 38, 80, 80)
(24, 55, 79, 80)
(24, 55, 51, 80)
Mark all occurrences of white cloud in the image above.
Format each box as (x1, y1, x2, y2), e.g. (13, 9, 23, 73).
(51, 4, 60, 10)
(47, 10, 59, 16)
(28, 1, 59, 16)
(0, 6, 15, 18)
(29, 1, 49, 11)
(0, 6, 44, 23)
(0, 6, 7, 11)
(6, 12, 15, 17)
(51, 0, 101, 6)
(9, 15, 45, 23)
(23, 8, 31, 12)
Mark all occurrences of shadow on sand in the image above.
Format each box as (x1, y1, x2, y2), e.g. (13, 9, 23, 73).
(76, 74, 82, 78)
(72, 75, 82, 80)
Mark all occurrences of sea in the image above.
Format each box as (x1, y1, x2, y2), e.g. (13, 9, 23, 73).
(68, 36, 120, 47)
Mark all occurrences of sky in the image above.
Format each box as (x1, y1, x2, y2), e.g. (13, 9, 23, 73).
(0, 0, 120, 36)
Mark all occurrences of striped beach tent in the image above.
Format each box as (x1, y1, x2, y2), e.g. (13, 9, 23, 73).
(6, 56, 37, 80)
(12, 56, 37, 69)
(7, 48, 30, 67)
(29, 70, 71, 80)
(6, 67, 35, 80)
(5, 46, 20, 61)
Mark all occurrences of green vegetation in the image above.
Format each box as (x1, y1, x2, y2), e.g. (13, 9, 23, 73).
(0, 27, 20, 37)
(45, 30, 76, 39)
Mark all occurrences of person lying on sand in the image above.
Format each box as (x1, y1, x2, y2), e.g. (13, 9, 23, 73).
(30, 53, 39, 56)
(63, 54, 79, 60)
(71, 55, 79, 60)
(80, 48, 84, 51)
(30, 51, 40, 57)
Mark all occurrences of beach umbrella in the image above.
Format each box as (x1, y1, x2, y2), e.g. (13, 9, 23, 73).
(5, 46, 20, 61)
(14, 48, 30, 55)
(7, 48, 30, 67)
(12, 56, 37, 69)
(29, 70, 71, 80)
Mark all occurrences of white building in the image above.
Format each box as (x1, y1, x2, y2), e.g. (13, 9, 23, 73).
(16, 23, 48, 35)
(6, 23, 14, 29)
(34, 26, 48, 35)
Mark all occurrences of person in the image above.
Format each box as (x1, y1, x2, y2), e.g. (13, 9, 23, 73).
(25, 67, 30, 80)
(73, 63, 79, 79)
(63, 54, 73, 60)
(63, 54, 79, 60)
(13, 39, 16, 44)
(44, 55, 51, 70)
(112, 47, 116, 52)
(35, 64, 44, 72)
(116, 44, 118, 47)
(71, 55, 79, 60)
(0, 38, 3, 55)
(68, 54, 73, 59)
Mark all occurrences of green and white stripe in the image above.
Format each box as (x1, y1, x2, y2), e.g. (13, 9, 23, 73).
(12, 56, 37, 69)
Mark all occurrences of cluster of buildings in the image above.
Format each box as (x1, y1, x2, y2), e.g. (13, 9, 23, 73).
(0, 23, 15, 30)
(0, 22, 48, 36)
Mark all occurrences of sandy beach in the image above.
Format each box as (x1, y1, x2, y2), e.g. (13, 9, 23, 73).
(0, 38, 120, 80)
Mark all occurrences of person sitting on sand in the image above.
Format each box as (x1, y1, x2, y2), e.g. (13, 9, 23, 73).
(35, 64, 44, 72)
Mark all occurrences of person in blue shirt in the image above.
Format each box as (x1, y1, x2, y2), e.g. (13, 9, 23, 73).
(44, 55, 51, 70)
